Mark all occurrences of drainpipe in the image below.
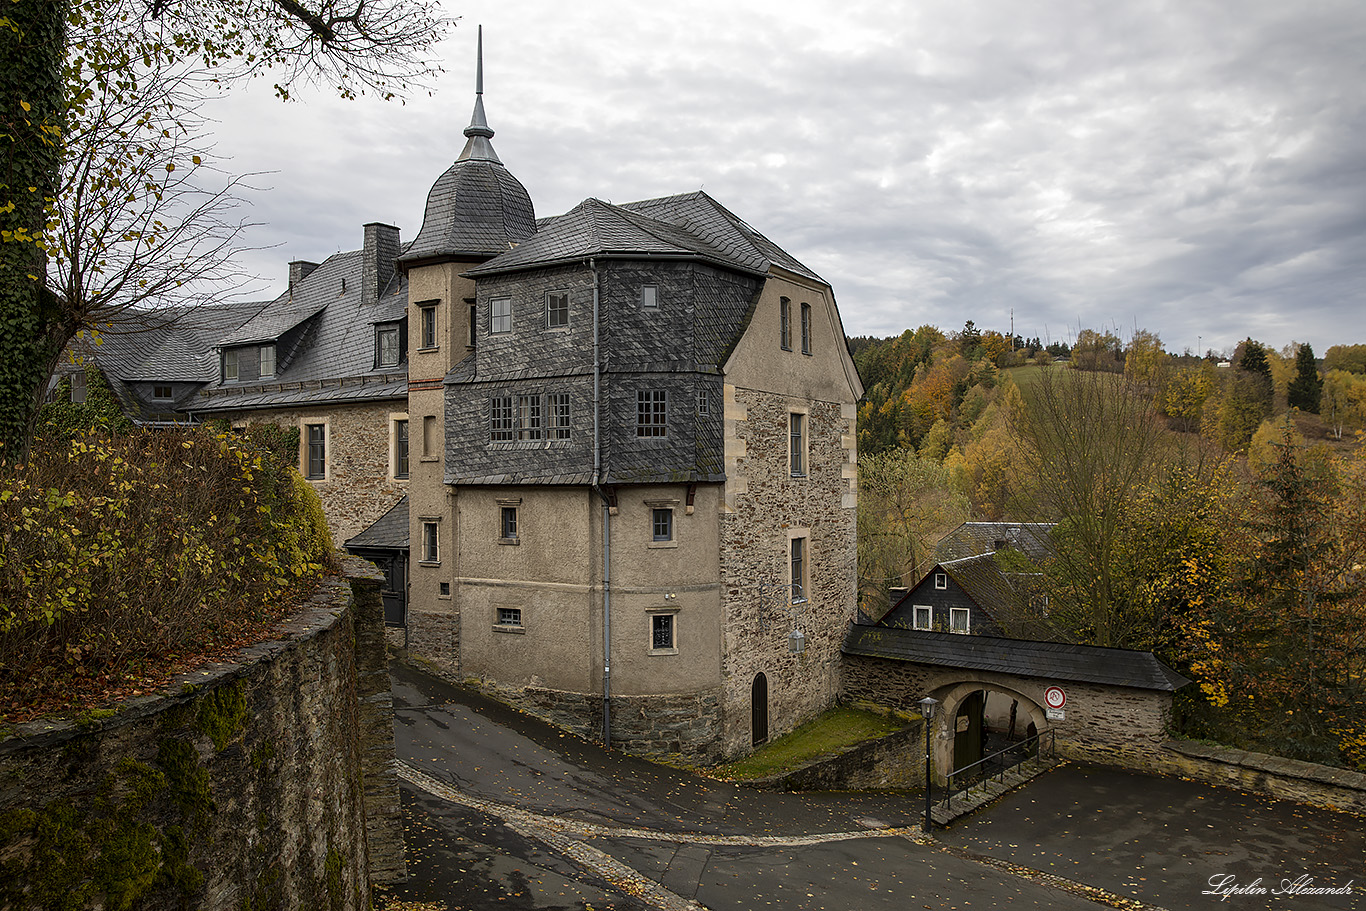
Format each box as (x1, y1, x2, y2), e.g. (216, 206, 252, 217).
(590, 258, 612, 749)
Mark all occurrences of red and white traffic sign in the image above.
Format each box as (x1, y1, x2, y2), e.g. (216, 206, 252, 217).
(1044, 686, 1067, 709)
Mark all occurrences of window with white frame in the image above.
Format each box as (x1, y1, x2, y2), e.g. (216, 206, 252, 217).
(779, 297, 792, 350)
(223, 349, 239, 382)
(376, 324, 402, 367)
(516, 394, 542, 441)
(650, 612, 677, 653)
(421, 520, 439, 564)
(791, 536, 807, 602)
(800, 302, 812, 355)
(420, 304, 438, 349)
(640, 284, 658, 309)
(490, 297, 512, 334)
(500, 505, 518, 543)
(789, 411, 806, 477)
(950, 607, 971, 634)
(637, 390, 667, 437)
(546, 290, 570, 328)
(934, 572, 947, 590)
(913, 605, 932, 631)
(490, 396, 514, 441)
(551, 393, 571, 440)
(304, 423, 326, 480)
(259, 343, 276, 378)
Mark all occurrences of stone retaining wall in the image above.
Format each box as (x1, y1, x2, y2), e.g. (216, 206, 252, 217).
(1147, 740, 1366, 816)
(743, 721, 925, 792)
(0, 559, 403, 910)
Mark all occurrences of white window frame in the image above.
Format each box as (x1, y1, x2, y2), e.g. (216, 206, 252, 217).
(934, 572, 948, 590)
(223, 349, 239, 382)
(913, 605, 933, 631)
(490, 297, 512, 335)
(420, 519, 440, 565)
(546, 290, 570, 328)
(950, 607, 971, 634)
(259, 343, 276, 378)
(648, 610, 678, 655)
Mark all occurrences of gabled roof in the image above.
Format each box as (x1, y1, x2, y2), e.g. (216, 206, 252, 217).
(345, 496, 409, 550)
(938, 554, 1025, 614)
(67, 301, 268, 384)
(844, 624, 1191, 693)
(934, 522, 1055, 563)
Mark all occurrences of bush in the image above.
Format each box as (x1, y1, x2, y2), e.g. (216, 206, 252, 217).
(0, 427, 335, 721)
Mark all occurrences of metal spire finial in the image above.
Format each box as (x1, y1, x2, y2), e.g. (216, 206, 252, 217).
(459, 24, 499, 162)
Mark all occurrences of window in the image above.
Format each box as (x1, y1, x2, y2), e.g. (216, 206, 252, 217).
(551, 393, 571, 440)
(490, 297, 512, 334)
(697, 389, 710, 416)
(490, 396, 514, 441)
(516, 394, 542, 441)
(393, 419, 409, 479)
(421, 521, 439, 563)
(800, 302, 812, 355)
(420, 305, 437, 349)
(468, 303, 477, 347)
(789, 412, 806, 477)
(640, 284, 658, 310)
(546, 290, 569, 328)
(223, 349, 239, 382)
(950, 607, 971, 634)
(152, 384, 173, 400)
(259, 343, 276, 378)
(70, 372, 88, 403)
(934, 572, 947, 590)
(500, 506, 518, 542)
(652, 508, 673, 542)
(376, 324, 401, 367)
(913, 606, 933, 631)
(650, 613, 676, 652)
(779, 297, 791, 350)
(497, 607, 523, 628)
(791, 536, 807, 602)
(637, 390, 667, 437)
(439, 581, 451, 597)
(305, 423, 326, 480)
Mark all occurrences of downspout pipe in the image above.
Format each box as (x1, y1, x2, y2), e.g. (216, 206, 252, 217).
(589, 258, 612, 749)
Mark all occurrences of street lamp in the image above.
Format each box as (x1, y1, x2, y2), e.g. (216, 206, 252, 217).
(919, 696, 939, 834)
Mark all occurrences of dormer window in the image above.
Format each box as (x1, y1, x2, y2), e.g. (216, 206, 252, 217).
(259, 343, 276, 378)
(152, 385, 173, 400)
(376, 323, 402, 368)
(223, 350, 239, 382)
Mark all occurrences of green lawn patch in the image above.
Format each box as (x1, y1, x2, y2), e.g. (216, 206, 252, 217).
(711, 707, 905, 781)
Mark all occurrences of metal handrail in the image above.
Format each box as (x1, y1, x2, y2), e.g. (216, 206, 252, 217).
(940, 728, 1056, 809)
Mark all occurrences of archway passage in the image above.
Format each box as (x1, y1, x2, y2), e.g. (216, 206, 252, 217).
(752, 673, 768, 746)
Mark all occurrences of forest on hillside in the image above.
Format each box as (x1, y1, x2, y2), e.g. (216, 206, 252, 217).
(851, 325, 1366, 771)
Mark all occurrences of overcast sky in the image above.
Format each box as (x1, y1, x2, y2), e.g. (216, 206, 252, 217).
(202, 0, 1365, 357)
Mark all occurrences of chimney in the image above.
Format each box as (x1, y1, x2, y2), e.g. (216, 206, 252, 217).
(889, 586, 909, 607)
(289, 260, 319, 294)
(362, 223, 401, 305)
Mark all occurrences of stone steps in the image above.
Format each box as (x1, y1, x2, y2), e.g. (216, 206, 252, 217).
(929, 757, 1060, 827)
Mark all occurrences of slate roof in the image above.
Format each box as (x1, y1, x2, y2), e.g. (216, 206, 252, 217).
(345, 496, 409, 550)
(399, 159, 536, 265)
(934, 522, 1056, 562)
(938, 554, 1025, 614)
(194, 248, 409, 413)
(843, 624, 1191, 693)
(68, 302, 268, 383)
(465, 192, 818, 282)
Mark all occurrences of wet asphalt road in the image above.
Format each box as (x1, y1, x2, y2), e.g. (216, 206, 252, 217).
(381, 661, 1363, 911)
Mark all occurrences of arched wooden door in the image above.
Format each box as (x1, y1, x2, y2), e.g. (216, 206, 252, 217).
(752, 673, 769, 745)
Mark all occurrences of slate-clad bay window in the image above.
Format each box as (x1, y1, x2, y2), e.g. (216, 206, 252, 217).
(516, 395, 542, 441)
(551, 393, 571, 440)
(637, 390, 667, 438)
(800, 302, 812, 355)
(223, 350, 239, 382)
(376, 324, 402, 367)
(490, 396, 514, 441)
(490, 297, 512, 334)
(259, 344, 276, 378)
(305, 423, 326, 480)
(546, 290, 570, 328)
(780, 297, 791, 350)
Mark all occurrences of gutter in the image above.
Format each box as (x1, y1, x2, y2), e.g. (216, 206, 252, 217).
(589, 257, 612, 749)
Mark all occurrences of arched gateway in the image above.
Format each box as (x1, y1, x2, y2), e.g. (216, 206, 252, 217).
(841, 625, 1189, 783)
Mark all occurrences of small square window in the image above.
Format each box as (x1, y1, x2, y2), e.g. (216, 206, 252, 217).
(439, 581, 451, 597)
(913, 605, 932, 631)
(641, 284, 659, 309)
(497, 607, 523, 627)
(547, 290, 570, 328)
(551, 393, 571, 441)
(800, 302, 812, 355)
(934, 573, 947, 590)
(500, 506, 518, 542)
(637, 390, 667, 438)
(152, 384, 174, 400)
(779, 297, 791, 350)
(652, 508, 673, 542)
(259, 343, 276, 377)
(422, 521, 439, 564)
(223, 350, 239, 382)
(420, 305, 437, 349)
(651, 613, 676, 652)
(490, 298, 512, 334)
(950, 607, 970, 634)
(376, 325, 401, 367)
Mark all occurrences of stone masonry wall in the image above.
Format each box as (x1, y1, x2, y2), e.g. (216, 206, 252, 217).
(744, 721, 926, 792)
(227, 400, 407, 547)
(719, 386, 858, 758)
(1147, 741, 1366, 816)
(0, 562, 403, 909)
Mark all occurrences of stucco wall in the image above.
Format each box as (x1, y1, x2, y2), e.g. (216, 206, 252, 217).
(0, 561, 403, 909)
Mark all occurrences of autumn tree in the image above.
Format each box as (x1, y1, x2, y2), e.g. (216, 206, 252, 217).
(1123, 329, 1168, 395)
(0, 0, 448, 458)
(1286, 342, 1323, 413)
(1161, 363, 1215, 432)
(1070, 328, 1123, 373)
(1324, 343, 1366, 375)
(1322, 369, 1366, 440)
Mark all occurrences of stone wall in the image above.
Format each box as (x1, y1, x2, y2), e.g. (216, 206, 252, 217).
(1146, 741, 1366, 816)
(744, 721, 926, 792)
(0, 560, 403, 909)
